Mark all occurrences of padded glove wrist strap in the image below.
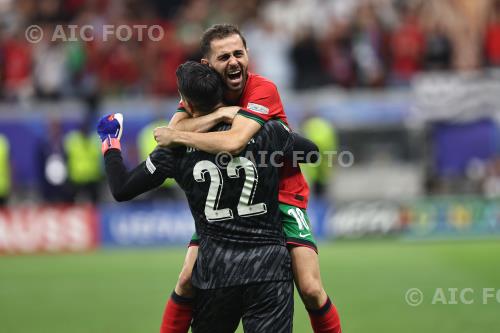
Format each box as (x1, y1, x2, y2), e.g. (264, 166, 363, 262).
(102, 137, 121, 154)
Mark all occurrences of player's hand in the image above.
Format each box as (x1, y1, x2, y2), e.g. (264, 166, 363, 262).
(154, 126, 177, 147)
(97, 113, 123, 153)
(217, 106, 239, 124)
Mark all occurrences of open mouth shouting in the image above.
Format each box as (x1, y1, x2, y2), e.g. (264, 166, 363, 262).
(226, 67, 244, 89)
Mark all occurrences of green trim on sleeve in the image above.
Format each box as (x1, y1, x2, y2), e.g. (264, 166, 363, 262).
(276, 118, 289, 128)
(176, 107, 187, 113)
(237, 109, 265, 126)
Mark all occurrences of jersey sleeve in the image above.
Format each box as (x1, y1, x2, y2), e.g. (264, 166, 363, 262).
(103, 148, 176, 201)
(237, 81, 283, 126)
(146, 147, 178, 178)
(263, 121, 295, 155)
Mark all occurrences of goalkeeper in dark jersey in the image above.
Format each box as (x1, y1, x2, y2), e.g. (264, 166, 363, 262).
(97, 61, 319, 333)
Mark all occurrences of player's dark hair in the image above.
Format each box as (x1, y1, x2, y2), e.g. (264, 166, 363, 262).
(200, 24, 247, 57)
(176, 61, 223, 114)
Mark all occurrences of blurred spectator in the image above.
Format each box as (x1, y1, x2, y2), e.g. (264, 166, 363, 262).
(485, 0, 500, 66)
(388, 2, 424, 85)
(0, 133, 11, 205)
(33, 31, 67, 99)
(147, 23, 186, 96)
(244, 17, 293, 91)
(1, 32, 33, 100)
(301, 117, 338, 197)
(65, 38, 88, 95)
(63, 114, 102, 203)
(291, 29, 328, 90)
(175, 0, 211, 61)
(321, 20, 356, 88)
(422, 25, 452, 70)
(352, 1, 386, 87)
(36, 117, 71, 202)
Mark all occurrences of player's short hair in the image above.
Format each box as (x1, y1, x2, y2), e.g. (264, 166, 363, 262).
(200, 24, 247, 57)
(176, 61, 223, 114)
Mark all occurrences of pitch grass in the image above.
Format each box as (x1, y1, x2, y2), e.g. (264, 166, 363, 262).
(1, 240, 499, 333)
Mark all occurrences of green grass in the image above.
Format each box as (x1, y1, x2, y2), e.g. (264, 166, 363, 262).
(1, 240, 499, 332)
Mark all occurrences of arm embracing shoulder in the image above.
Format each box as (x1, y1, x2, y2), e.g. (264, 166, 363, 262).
(169, 108, 228, 133)
(168, 111, 190, 130)
(104, 148, 174, 201)
(173, 114, 261, 155)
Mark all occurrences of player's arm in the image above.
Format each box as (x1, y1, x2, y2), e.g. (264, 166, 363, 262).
(156, 114, 261, 155)
(168, 106, 239, 133)
(97, 113, 175, 202)
(103, 149, 169, 201)
(264, 121, 318, 164)
(289, 133, 319, 163)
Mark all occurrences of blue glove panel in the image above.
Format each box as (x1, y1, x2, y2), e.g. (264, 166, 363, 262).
(97, 113, 123, 142)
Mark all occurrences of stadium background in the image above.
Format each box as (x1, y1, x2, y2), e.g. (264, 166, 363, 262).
(0, 0, 500, 332)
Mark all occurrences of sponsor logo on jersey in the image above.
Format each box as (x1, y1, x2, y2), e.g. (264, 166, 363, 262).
(247, 102, 269, 114)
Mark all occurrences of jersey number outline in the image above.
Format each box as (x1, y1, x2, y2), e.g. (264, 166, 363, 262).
(193, 157, 267, 222)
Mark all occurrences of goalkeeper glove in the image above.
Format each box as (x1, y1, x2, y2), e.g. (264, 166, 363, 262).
(97, 113, 123, 154)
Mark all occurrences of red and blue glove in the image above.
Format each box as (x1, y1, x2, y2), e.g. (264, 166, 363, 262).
(97, 113, 123, 154)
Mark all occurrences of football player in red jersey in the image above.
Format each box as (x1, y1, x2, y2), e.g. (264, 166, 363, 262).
(155, 24, 341, 333)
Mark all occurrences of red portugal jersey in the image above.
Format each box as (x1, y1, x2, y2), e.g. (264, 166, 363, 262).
(237, 72, 309, 208)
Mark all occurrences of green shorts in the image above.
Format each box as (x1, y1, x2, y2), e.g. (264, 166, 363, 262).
(189, 204, 317, 252)
(279, 203, 318, 253)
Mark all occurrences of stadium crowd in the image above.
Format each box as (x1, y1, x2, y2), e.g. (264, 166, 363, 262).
(0, 0, 500, 101)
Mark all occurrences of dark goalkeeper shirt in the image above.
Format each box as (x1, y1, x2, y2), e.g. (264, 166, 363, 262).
(103, 120, 318, 289)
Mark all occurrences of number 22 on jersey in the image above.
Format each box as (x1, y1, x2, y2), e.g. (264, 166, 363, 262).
(193, 157, 267, 222)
